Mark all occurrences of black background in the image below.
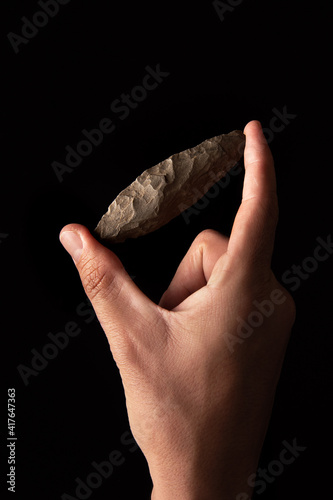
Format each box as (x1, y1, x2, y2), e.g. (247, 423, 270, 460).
(2, 1, 332, 499)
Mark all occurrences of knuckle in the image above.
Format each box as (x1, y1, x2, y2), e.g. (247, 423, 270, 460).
(80, 258, 116, 301)
(195, 229, 220, 249)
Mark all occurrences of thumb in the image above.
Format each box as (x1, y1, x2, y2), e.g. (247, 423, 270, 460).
(59, 224, 162, 358)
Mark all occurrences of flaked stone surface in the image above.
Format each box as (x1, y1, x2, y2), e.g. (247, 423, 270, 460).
(95, 130, 245, 243)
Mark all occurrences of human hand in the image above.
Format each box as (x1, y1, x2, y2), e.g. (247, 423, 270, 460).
(59, 121, 296, 499)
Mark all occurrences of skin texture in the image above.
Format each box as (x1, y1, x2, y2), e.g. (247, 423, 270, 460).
(60, 121, 296, 499)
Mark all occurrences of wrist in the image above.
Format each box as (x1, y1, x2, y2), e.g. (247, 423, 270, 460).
(149, 461, 214, 500)
(149, 459, 254, 500)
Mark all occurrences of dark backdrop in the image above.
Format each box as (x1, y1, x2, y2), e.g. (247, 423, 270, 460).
(2, 1, 332, 499)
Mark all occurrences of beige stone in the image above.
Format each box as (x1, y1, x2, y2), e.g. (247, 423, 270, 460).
(95, 130, 245, 243)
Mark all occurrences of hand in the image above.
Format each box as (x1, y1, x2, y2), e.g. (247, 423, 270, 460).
(59, 121, 296, 500)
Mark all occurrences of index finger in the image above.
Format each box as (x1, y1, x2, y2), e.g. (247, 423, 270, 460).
(226, 120, 278, 275)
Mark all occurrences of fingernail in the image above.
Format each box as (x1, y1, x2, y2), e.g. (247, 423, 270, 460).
(60, 231, 83, 263)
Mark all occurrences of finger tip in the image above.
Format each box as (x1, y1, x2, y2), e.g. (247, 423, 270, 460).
(244, 120, 262, 135)
(59, 223, 87, 240)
